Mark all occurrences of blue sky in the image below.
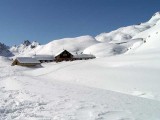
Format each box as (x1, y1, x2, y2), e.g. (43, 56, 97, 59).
(0, 0, 159, 46)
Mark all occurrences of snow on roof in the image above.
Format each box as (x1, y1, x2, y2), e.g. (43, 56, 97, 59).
(32, 55, 54, 61)
(73, 54, 96, 59)
(16, 57, 41, 64)
(55, 49, 73, 56)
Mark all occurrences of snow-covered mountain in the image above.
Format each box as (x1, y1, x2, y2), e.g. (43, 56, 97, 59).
(84, 12, 160, 57)
(0, 42, 13, 57)
(9, 12, 160, 58)
(95, 12, 160, 43)
(34, 35, 98, 55)
(10, 40, 40, 56)
(130, 12, 160, 53)
(11, 36, 99, 57)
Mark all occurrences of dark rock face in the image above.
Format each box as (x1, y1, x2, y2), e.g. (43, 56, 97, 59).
(0, 43, 8, 49)
(0, 42, 13, 57)
(23, 40, 31, 46)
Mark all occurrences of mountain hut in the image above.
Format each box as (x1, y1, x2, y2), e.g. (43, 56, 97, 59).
(11, 57, 41, 67)
(55, 50, 73, 62)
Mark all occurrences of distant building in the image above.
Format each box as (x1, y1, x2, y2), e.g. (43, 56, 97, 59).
(55, 49, 96, 62)
(73, 54, 96, 60)
(12, 57, 41, 67)
(55, 50, 73, 62)
(32, 55, 54, 63)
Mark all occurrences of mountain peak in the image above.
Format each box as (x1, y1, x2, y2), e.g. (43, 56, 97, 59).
(23, 40, 31, 46)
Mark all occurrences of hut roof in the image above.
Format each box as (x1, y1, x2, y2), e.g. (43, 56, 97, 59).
(55, 49, 73, 57)
(32, 55, 54, 61)
(73, 54, 96, 59)
(16, 57, 41, 64)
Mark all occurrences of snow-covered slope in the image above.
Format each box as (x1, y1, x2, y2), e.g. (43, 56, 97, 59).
(95, 25, 146, 43)
(35, 35, 98, 55)
(1, 56, 160, 120)
(131, 16, 160, 53)
(83, 42, 128, 57)
(83, 12, 160, 57)
(83, 38, 144, 57)
(95, 12, 160, 43)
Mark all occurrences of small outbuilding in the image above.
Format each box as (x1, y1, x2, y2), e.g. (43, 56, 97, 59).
(73, 54, 96, 60)
(12, 57, 41, 67)
(32, 55, 54, 63)
(55, 50, 73, 62)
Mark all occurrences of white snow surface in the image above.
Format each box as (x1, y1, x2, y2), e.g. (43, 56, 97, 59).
(16, 57, 41, 64)
(1, 50, 160, 120)
(32, 55, 54, 61)
(73, 54, 95, 59)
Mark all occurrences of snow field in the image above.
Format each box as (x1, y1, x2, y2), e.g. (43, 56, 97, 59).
(1, 76, 160, 120)
(0, 57, 160, 120)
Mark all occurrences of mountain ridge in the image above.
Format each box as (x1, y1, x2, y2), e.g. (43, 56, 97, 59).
(1, 12, 159, 57)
